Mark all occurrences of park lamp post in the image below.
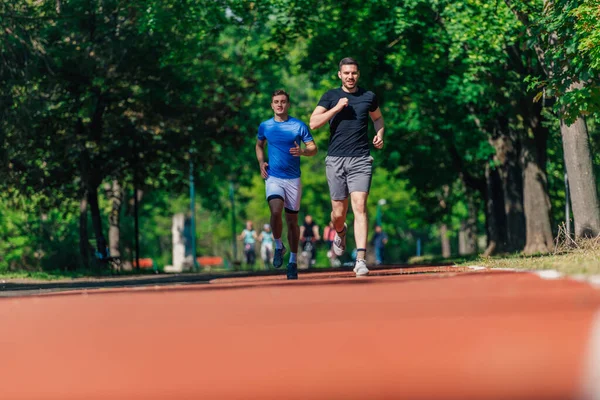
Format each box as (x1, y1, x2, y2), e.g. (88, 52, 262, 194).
(229, 180, 237, 264)
(189, 149, 198, 271)
(376, 198, 387, 226)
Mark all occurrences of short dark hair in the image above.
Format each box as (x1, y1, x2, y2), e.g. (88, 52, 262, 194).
(271, 89, 290, 102)
(339, 57, 359, 71)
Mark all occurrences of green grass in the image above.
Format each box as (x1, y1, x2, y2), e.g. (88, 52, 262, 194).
(469, 247, 600, 275)
(458, 233, 600, 275)
(0, 267, 164, 282)
(408, 231, 600, 276)
(408, 253, 480, 266)
(0, 270, 100, 281)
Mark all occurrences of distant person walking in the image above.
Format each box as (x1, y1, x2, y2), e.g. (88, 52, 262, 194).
(310, 57, 385, 277)
(238, 220, 257, 266)
(371, 225, 389, 265)
(259, 224, 274, 269)
(323, 221, 336, 250)
(255, 89, 317, 279)
(300, 214, 320, 267)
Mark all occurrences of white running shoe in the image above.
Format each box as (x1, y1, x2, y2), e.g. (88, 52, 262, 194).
(332, 223, 347, 256)
(353, 259, 369, 277)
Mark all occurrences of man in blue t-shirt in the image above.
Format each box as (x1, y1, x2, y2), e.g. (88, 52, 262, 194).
(256, 89, 317, 279)
(309, 57, 385, 277)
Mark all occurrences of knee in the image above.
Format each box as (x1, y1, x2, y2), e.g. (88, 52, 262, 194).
(352, 203, 367, 216)
(285, 214, 298, 226)
(331, 208, 345, 220)
(271, 209, 283, 219)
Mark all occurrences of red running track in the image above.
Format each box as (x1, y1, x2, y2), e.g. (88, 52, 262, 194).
(1, 266, 599, 400)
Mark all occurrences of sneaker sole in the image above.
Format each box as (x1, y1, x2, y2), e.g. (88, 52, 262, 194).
(354, 267, 370, 277)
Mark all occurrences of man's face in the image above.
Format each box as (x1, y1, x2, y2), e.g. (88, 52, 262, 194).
(305, 215, 313, 224)
(338, 64, 359, 90)
(375, 226, 382, 233)
(271, 94, 290, 116)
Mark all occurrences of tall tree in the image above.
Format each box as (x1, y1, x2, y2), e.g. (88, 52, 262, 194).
(505, 0, 600, 238)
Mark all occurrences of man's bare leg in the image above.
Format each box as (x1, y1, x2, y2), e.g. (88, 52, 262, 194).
(269, 199, 284, 239)
(331, 199, 348, 233)
(350, 191, 369, 276)
(285, 212, 300, 279)
(331, 199, 349, 256)
(285, 212, 300, 254)
(350, 191, 369, 260)
(269, 199, 286, 267)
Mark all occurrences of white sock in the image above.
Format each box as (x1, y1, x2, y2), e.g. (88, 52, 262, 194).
(289, 253, 297, 263)
(275, 238, 283, 249)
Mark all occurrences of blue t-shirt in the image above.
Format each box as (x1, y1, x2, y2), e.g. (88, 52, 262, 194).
(257, 117, 314, 179)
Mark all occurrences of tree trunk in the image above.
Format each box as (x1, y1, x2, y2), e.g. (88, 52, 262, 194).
(483, 162, 508, 256)
(495, 133, 526, 252)
(122, 188, 144, 271)
(521, 100, 554, 254)
(561, 114, 600, 238)
(522, 143, 554, 253)
(108, 179, 123, 259)
(79, 192, 89, 269)
(88, 183, 108, 260)
(440, 224, 451, 258)
(459, 191, 478, 255)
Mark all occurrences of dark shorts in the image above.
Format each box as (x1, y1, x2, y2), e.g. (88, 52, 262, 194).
(325, 155, 373, 201)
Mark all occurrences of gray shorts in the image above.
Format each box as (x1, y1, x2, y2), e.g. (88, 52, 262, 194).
(325, 156, 373, 200)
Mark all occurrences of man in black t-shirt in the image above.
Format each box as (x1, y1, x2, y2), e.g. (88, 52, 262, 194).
(309, 57, 385, 277)
(300, 214, 320, 266)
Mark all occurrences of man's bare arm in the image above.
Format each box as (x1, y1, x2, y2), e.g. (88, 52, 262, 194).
(255, 139, 269, 178)
(290, 140, 318, 157)
(312, 225, 321, 240)
(309, 97, 349, 130)
(370, 107, 385, 149)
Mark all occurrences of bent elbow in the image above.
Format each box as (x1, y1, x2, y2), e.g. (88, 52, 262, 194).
(309, 116, 321, 130)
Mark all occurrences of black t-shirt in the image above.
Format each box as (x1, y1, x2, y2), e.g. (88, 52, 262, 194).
(317, 87, 379, 157)
(303, 221, 317, 239)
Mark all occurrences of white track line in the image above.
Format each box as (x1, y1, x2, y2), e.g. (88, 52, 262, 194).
(580, 308, 600, 400)
(533, 270, 563, 280)
(467, 265, 487, 271)
(458, 265, 600, 291)
(587, 276, 600, 288)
